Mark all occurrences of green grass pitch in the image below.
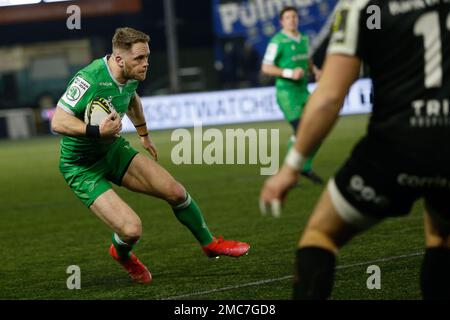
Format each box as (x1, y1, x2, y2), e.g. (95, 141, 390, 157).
(0, 115, 425, 299)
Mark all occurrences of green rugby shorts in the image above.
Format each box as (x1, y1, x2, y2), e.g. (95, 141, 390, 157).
(276, 87, 310, 122)
(59, 137, 138, 207)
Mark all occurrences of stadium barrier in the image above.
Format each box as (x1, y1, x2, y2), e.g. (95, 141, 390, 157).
(33, 78, 372, 137)
(122, 78, 373, 132)
(0, 108, 36, 139)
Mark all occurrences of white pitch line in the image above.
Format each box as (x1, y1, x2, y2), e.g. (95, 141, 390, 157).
(160, 251, 424, 300)
(335, 251, 423, 270)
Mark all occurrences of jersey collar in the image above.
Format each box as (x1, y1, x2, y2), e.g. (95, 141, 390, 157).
(282, 31, 301, 43)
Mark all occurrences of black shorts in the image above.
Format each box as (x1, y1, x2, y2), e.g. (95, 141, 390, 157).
(331, 136, 450, 228)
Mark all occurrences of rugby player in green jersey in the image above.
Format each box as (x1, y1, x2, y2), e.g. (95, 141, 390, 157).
(51, 28, 249, 284)
(262, 6, 323, 184)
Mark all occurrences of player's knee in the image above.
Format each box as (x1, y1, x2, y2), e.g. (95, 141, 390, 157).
(166, 181, 187, 205)
(299, 228, 339, 253)
(425, 233, 450, 248)
(121, 221, 142, 243)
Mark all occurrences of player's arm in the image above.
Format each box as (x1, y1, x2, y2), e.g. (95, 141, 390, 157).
(127, 93, 158, 161)
(126, 92, 147, 129)
(293, 54, 360, 158)
(261, 42, 304, 80)
(51, 106, 120, 138)
(51, 106, 89, 137)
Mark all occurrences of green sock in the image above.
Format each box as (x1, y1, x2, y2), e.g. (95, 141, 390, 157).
(112, 233, 134, 260)
(302, 147, 319, 172)
(172, 193, 214, 246)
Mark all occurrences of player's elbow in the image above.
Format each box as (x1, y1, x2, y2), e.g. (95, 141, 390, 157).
(261, 64, 272, 75)
(50, 118, 60, 133)
(51, 115, 64, 134)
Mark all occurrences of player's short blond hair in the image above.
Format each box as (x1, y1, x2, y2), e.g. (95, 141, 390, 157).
(112, 27, 150, 51)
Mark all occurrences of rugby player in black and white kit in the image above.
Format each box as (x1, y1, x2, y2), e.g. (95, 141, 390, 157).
(260, 0, 450, 299)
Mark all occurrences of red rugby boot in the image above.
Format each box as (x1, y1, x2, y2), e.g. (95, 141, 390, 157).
(109, 244, 152, 284)
(202, 236, 250, 258)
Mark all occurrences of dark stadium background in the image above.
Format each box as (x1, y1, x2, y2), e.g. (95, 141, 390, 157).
(0, 0, 216, 110)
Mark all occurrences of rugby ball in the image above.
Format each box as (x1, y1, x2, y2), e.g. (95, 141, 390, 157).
(84, 97, 116, 125)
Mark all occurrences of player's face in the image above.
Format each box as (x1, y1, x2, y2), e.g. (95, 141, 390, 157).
(123, 42, 150, 81)
(281, 10, 298, 32)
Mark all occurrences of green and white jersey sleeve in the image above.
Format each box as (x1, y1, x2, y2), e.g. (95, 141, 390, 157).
(262, 40, 281, 65)
(58, 74, 95, 118)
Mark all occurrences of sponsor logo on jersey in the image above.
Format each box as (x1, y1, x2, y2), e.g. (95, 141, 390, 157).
(61, 76, 91, 108)
(66, 86, 81, 101)
(332, 8, 348, 43)
(292, 54, 309, 61)
(397, 173, 450, 189)
(347, 175, 388, 205)
(410, 98, 450, 127)
(99, 82, 113, 86)
(388, 0, 439, 16)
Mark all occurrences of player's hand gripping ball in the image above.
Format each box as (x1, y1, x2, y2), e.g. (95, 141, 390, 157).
(85, 97, 120, 143)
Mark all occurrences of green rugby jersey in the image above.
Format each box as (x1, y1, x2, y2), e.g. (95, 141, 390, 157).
(57, 56, 138, 164)
(263, 31, 310, 91)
